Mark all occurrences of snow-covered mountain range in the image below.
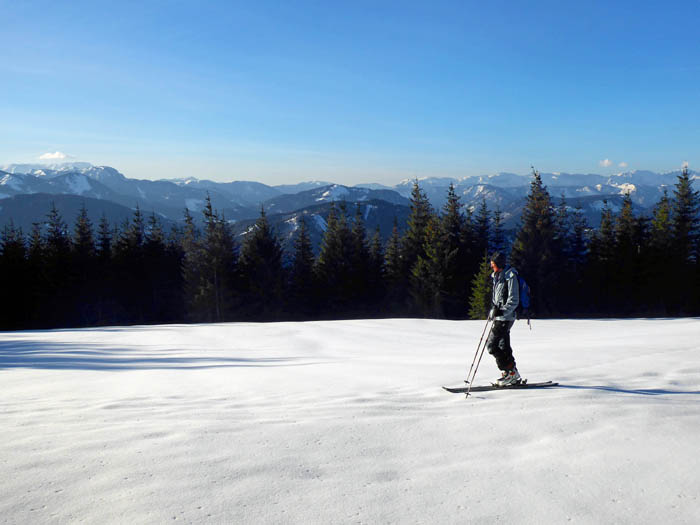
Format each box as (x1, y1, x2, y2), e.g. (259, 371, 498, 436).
(0, 162, 696, 242)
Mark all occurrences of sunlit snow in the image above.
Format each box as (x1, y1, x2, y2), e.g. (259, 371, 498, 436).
(1, 318, 699, 523)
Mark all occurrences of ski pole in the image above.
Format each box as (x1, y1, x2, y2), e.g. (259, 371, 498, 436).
(466, 321, 495, 398)
(465, 317, 491, 383)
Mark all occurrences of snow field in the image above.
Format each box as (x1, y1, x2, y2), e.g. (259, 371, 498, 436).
(1, 318, 699, 524)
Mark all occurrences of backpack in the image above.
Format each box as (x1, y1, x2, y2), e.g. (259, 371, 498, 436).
(503, 267, 531, 324)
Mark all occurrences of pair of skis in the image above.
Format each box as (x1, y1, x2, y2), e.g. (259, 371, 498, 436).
(442, 380, 558, 394)
(443, 318, 557, 397)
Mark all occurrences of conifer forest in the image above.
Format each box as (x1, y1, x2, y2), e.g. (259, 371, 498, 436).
(1, 168, 698, 330)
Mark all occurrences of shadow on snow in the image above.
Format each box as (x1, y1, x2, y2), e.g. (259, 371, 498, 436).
(0, 341, 309, 371)
(557, 384, 700, 396)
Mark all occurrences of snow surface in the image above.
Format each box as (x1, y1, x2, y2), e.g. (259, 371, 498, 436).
(1, 318, 699, 524)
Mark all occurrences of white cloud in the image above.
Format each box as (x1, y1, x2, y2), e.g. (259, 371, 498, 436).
(599, 158, 612, 168)
(618, 161, 628, 168)
(39, 151, 72, 160)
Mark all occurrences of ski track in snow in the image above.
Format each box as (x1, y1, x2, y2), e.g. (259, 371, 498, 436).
(1, 318, 699, 524)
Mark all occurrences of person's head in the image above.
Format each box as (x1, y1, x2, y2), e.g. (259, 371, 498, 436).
(490, 252, 506, 272)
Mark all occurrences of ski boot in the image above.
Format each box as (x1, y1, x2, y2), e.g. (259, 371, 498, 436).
(496, 367, 522, 387)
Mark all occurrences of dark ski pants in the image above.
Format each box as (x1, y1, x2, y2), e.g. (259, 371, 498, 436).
(487, 320, 516, 371)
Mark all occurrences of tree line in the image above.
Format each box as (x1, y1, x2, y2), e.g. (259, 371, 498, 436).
(1, 167, 698, 330)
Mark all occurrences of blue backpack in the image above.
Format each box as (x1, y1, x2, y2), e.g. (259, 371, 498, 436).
(504, 268, 531, 321)
(515, 272, 531, 318)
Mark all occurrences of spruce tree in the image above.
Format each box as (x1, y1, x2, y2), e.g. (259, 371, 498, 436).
(671, 166, 700, 265)
(143, 212, 177, 322)
(27, 222, 46, 326)
(567, 204, 590, 314)
(587, 200, 616, 314)
(0, 222, 27, 329)
(411, 215, 450, 317)
(349, 203, 371, 310)
(509, 169, 560, 316)
(367, 226, 386, 312)
(490, 208, 507, 255)
(190, 195, 239, 322)
(401, 181, 433, 282)
(670, 166, 700, 312)
(315, 202, 354, 316)
(95, 214, 115, 324)
(647, 190, 673, 314)
(473, 197, 490, 260)
(383, 217, 404, 312)
(401, 181, 435, 314)
(613, 193, 639, 313)
(239, 207, 285, 320)
(72, 204, 97, 325)
(441, 184, 469, 317)
(181, 208, 204, 320)
(44, 203, 73, 326)
(468, 254, 493, 320)
(288, 216, 317, 317)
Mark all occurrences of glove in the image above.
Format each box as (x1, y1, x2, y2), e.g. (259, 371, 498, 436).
(488, 307, 503, 320)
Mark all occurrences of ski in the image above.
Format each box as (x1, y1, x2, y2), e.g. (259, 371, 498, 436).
(442, 381, 558, 393)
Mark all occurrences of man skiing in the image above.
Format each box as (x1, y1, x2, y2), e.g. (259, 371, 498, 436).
(487, 252, 521, 386)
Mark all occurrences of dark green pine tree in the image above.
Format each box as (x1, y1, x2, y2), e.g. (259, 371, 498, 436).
(72, 204, 97, 325)
(44, 203, 73, 326)
(96, 215, 112, 261)
(441, 183, 469, 318)
(383, 217, 404, 313)
(192, 195, 239, 322)
(238, 207, 285, 320)
(509, 169, 560, 316)
(401, 181, 435, 314)
(349, 203, 371, 311)
(554, 194, 570, 256)
(490, 208, 506, 255)
(459, 205, 479, 300)
(95, 214, 115, 324)
(550, 195, 576, 315)
(473, 197, 490, 261)
(181, 207, 204, 321)
(670, 166, 700, 312)
(587, 200, 616, 314)
(288, 216, 317, 317)
(113, 206, 148, 323)
(567, 204, 590, 314)
(401, 181, 433, 282)
(671, 166, 700, 264)
(411, 215, 450, 317)
(613, 193, 640, 314)
(647, 190, 673, 314)
(468, 253, 493, 320)
(144, 212, 181, 322)
(315, 202, 355, 316)
(0, 222, 28, 329)
(367, 226, 386, 312)
(27, 222, 46, 326)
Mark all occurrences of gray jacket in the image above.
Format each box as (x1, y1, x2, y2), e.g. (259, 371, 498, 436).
(491, 266, 519, 321)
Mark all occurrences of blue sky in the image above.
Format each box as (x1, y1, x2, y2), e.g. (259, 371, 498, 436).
(1, 1, 699, 185)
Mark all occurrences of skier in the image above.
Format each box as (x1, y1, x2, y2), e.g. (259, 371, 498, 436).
(487, 252, 521, 386)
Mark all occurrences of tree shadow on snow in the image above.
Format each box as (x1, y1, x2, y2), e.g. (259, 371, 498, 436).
(557, 384, 700, 396)
(0, 341, 312, 371)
